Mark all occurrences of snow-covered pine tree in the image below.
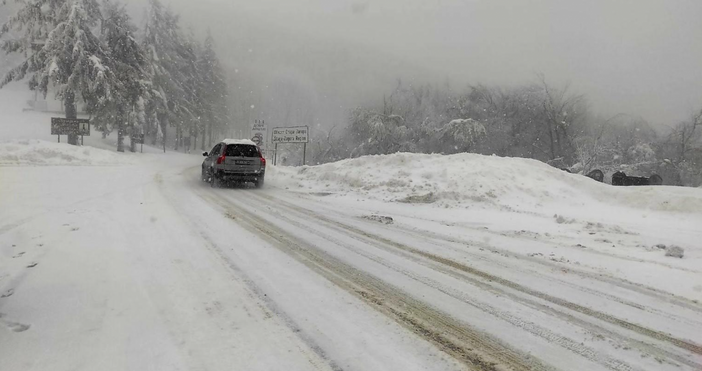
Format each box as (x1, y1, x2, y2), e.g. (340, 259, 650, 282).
(0, 0, 63, 53)
(198, 30, 229, 148)
(210, 52, 230, 146)
(142, 0, 171, 148)
(173, 29, 199, 151)
(191, 38, 206, 150)
(133, 95, 147, 150)
(1, 0, 114, 145)
(99, 0, 149, 152)
(142, 0, 197, 150)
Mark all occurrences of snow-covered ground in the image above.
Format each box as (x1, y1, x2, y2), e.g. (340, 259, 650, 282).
(2, 84, 702, 371)
(0, 139, 136, 166)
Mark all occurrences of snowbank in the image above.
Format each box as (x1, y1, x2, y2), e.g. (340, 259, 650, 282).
(0, 139, 134, 166)
(269, 152, 702, 213)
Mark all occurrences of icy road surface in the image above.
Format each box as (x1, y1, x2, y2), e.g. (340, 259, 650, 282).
(1, 143, 702, 371)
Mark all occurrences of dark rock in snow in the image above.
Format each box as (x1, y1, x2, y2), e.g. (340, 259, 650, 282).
(612, 171, 663, 186)
(665, 246, 684, 258)
(586, 169, 604, 182)
(362, 215, 394, 224)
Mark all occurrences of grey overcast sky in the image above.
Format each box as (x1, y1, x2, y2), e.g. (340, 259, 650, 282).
(161, 0, 702, 126)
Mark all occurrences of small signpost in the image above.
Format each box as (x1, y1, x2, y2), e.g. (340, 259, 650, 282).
(251, 133, 266, 153)
(271, 126, 309, 166)
(51, 117, 90, 144)
(133, 133, 145, 153)
(251, 119, 267, 155)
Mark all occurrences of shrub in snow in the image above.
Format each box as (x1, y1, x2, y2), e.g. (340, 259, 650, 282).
(665, 246, 684, 258)
(554, 214, 574, 224)
(398, 193, 437, 204)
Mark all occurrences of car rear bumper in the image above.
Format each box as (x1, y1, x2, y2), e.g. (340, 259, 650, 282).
(217, 170, 265, 182)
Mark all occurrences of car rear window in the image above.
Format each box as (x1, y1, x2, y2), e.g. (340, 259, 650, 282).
(225, 144, 260, 157)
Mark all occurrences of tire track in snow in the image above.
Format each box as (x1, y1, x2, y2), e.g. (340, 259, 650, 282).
(157, 172, 344, 371)
(354, 215, 702, 328)
(180, 224, 345, 371)
(385, 211, 702, 275)
(233, 190, 702, 370)
(288, 192, 702, 314)
(250, 191, 702, 358)
(197, 188, 553, 371)
(227, 191, 654, 371)
(391, 220, 702, 312)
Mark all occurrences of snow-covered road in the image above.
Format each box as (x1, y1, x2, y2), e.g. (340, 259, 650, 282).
(2, 143, 701, 371)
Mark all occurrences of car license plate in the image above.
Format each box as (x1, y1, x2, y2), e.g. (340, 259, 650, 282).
(235, 160, 252, 165)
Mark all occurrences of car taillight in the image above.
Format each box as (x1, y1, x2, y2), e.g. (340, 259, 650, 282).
(216, 154, 226, 164)
(260, 157, 266, 167)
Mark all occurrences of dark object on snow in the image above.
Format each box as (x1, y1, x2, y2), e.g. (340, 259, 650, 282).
(586, 169, 604, 183)
(611, 171, 628, 185)
(560, 168, 572, 173)
(649, 174, 663, 185)
(362, 215, 394, 224)
(611, 171, 663, 186)
(665, 245, 684, 258)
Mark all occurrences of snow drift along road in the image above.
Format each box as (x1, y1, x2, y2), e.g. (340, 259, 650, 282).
(270, 152, 702, 213)
(0, 139, 135, 166)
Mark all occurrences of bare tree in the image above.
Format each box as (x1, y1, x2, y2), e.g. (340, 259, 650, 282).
(537, 73, 587, 165)
(657, 108, 702, 186)
(672, 109, 702, 163)
(573, 114, 627, 174)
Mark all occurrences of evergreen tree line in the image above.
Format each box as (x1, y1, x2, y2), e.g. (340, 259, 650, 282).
(311, 77, 702, 187)
(1, 0, 230, 152)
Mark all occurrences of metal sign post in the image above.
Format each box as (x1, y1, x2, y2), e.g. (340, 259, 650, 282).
(133, 133, 145, 153)
(252, 119, 268, 155)
(274, 143, 278, 165)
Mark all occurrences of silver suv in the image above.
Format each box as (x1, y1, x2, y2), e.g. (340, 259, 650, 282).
(202, 139, 266, 188)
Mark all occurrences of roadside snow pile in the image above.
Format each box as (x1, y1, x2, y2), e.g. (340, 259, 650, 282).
(0, 139, 133, 166)
(270, 152, 702, 213)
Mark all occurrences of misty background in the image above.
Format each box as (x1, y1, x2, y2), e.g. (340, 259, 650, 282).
(152, 0, 702, 131)
(1, 0, 701, 184)
(3, 0, 700, 129)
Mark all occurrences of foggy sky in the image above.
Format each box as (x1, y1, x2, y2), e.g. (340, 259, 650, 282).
(162, 0, 702, 126)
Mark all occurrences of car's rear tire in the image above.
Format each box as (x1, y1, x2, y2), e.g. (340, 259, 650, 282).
(210, 171, 220, 188)
(255, 177, 265, 188)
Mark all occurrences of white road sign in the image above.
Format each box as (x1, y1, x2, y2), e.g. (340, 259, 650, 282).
(272, 126, 309, 144)
(251, 120, 267, 150)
